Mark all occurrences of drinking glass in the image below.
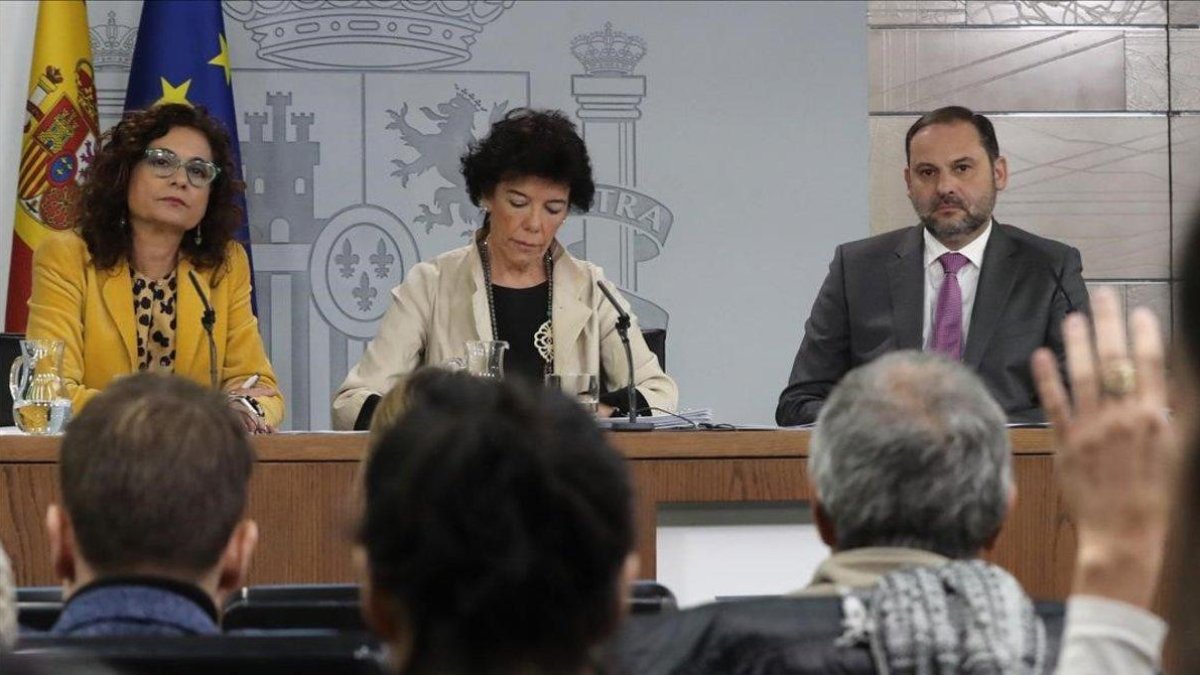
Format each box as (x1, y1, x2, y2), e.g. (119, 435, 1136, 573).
(465, 340, 509, 379)
(546, 373, 600, 413)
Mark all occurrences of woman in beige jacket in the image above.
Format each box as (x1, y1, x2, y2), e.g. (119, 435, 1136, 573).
(332, 109, 677, 430)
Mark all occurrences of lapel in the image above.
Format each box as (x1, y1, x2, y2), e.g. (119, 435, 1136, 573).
(886, 227, 925, 351)
(467, 242, 493, 341)
(962, 223, 1020, 368)
(174, 257, 208, 382)
(550, 245, 590, 365)
(99, 263, 137, 371)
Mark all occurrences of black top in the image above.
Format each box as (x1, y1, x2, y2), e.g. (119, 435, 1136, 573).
(492, 281, 550, 385)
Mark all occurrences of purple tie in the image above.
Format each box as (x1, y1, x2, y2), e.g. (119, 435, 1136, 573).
(932, 252, 969, 360)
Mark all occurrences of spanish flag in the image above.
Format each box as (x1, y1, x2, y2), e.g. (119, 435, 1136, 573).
(7, 0, 99, 332)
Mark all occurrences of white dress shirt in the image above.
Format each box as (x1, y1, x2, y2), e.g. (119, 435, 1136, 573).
(921, 221, 993, 351)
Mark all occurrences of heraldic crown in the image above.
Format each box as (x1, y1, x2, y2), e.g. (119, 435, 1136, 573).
(223, 0, 515, 70)
(570, 22, 647, 76)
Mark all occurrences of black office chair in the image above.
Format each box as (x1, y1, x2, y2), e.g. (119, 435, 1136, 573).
(16, 586, 63, 632)
(641, 328, 666, 372)
(0, 332, 23, 426)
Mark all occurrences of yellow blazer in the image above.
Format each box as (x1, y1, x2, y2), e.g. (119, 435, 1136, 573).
(25, 231, 285, 426)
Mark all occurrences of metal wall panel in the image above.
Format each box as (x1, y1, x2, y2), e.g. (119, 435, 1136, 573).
(868, 1, 967, 26)
(870, 115, 1170, 279)
(1170, 29, 1200, 109)
(967, 1, 1168, 26)
(1169, 0, 1200, 25)
(869, 29, 1166, 112)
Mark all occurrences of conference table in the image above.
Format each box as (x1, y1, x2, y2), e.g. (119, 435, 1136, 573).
(0, 429, 1074, 599)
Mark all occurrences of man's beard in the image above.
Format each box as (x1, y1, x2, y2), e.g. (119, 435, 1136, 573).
(916, 192, 994, 242)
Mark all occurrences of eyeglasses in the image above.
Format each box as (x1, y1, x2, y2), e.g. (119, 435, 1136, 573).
(142, 147, 221, 188)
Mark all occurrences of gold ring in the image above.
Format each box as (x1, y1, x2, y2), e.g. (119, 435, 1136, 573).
(1100, 358, 1136, 398)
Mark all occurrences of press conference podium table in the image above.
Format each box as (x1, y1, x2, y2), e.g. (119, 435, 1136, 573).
(0, 429, 1073, 599)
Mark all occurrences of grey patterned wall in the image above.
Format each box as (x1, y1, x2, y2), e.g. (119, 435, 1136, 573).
(869, 0, 1200, 339)
(83, 1, 869, 429)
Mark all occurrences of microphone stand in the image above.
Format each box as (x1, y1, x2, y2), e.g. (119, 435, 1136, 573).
(597, 281, 653, 432)
(187, 270, 219, 390)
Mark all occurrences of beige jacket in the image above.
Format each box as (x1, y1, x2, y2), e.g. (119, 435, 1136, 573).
(332, 240, 678, 429)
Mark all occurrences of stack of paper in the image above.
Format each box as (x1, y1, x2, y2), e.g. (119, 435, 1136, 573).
(598, 408, 714, 429)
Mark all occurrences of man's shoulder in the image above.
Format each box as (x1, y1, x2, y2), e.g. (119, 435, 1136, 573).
(838, 227, 918, 259)
(993, 222, 1078, 261)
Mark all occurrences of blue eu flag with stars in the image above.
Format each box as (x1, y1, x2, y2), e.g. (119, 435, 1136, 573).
(125, 0, 255, 309)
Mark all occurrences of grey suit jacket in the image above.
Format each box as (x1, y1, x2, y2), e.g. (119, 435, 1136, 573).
(776, 223, 1088, 426)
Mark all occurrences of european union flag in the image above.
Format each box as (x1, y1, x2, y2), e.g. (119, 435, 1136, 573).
(125, 0, 255, 308)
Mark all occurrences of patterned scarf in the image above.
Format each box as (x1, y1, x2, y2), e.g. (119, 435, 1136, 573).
(838, 559, 1046, 674)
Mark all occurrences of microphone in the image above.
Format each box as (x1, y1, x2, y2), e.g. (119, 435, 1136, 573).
(597, 281, 653, 432)
(187, 270, 219, 390)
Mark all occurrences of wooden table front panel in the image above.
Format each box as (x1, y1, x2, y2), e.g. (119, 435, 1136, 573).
(0, 431, 1074, 598)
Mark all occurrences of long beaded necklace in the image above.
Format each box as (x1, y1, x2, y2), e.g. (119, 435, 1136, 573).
(478, 236, 555, 377)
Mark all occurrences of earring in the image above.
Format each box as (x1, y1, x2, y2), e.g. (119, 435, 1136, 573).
(194, 226, 202, 245)
(119, 216, 128, 229)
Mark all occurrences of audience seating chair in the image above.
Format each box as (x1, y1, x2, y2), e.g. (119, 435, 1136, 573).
(222, 584, 363, 632)
(5, 634, 386, 675)
(16, 586, 63, 632)
(220, 580, 678, 632)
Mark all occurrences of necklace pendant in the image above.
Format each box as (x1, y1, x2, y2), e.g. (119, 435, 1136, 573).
(534, 320, 554, 363)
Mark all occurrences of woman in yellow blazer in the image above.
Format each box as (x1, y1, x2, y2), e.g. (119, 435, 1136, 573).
(25, 104, 283, 432)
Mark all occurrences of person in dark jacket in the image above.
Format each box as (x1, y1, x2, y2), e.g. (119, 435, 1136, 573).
(45, 373, 258, 637)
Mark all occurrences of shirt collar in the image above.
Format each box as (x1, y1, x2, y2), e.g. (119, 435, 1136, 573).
(923, 218, 994, 270)
(65, 574, 220, 623)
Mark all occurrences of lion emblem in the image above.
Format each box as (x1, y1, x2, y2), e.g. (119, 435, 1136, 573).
(385, 86, 508, 233)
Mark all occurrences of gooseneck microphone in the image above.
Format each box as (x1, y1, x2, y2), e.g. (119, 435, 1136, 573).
(597, 281, 653, 432)
(187, 270, 219, 390)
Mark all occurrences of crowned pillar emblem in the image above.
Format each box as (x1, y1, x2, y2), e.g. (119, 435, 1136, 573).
(569, 23, 672, 329)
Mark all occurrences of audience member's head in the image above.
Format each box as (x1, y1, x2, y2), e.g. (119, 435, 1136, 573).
(358, 373, 637, 674)
(367, 367, 464, 449)
(0, 542, 14, 651)
(810, 350, 1013, 558)
(47, 373, 258, 605)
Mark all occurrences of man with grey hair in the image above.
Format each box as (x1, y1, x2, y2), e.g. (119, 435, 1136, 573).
(802, 350, 1045, 672)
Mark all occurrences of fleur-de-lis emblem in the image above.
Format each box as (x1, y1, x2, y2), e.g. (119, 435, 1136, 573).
(352, 272, 377, 312)
(369, 239, 395, 278)
(334, 239, 359, 279)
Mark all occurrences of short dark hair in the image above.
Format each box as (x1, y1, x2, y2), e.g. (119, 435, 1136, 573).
(905, 106, 1000, 166)
(461, 108, 595, 213)
(360, 373, 633, 673)
(80, 103, 246, 272)
(60, 373, 254, 576)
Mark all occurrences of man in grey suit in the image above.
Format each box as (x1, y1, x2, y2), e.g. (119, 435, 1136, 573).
(777, 106, 1088, 426)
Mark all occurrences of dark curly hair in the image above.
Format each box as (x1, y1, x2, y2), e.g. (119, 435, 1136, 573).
(461, 108, 595, 213)
(79, 104, 245, 271)
(361, 373, 634, 674)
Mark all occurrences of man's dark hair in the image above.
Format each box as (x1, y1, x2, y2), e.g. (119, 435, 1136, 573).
(905, 106, 1000, 165)
(461, 108, 595, 213)
(60, 373, 254, 576)
(360, 373, 634, 674)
